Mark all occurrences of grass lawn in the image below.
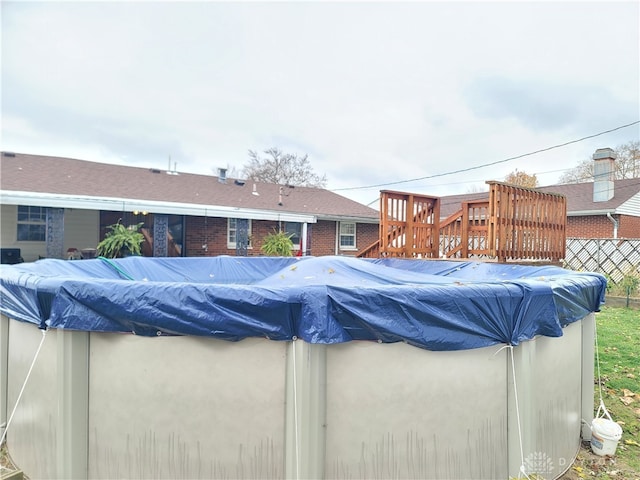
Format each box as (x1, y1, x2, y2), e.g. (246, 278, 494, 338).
(591, 305, 640, 473)
(561, 305, 640, 480)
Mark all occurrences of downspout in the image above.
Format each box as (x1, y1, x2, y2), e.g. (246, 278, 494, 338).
(606, 212, 618, 239)
(334, 222, 339, 255)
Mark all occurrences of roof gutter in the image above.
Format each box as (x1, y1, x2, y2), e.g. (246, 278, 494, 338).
(567, 209, 617, 217)
(0, 190, 317, 223)
(318, 214, 379, 223)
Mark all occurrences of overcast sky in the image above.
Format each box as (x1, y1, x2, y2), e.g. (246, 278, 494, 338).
(2, 1, 639, 207)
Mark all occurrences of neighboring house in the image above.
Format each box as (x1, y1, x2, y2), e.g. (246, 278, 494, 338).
(0, 152, 379, 262)
(438, 148, 640, 240)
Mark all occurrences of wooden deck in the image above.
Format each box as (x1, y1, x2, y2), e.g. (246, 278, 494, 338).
(358, 182, 566, 262)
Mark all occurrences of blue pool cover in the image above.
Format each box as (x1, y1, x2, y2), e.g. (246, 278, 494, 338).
(0, 256, 606, 351)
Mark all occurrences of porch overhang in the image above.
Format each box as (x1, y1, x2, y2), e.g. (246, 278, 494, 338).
(0, 190, 318, 223)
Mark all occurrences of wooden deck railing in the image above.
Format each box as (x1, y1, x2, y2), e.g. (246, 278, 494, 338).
(358, 182, 566, 262)
(488, 181, 566, 262)
(357, 191, 440, 258)
(439, 200, 491, 259)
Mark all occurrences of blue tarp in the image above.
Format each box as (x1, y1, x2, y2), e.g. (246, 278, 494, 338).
(0, 255, 607, 351)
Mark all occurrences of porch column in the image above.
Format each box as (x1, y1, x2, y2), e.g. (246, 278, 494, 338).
(153, 214, 169, 257)
(46, 207, 65, 259)
(301, 223, 309, 255)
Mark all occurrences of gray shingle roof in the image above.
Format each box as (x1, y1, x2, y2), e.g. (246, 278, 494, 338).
(1, 152, 379, 221)
(437, 179, 640, 218)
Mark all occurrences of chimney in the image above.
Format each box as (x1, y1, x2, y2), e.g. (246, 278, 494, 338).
(592, 148, 616, 202)
(218, 168, 227, 184)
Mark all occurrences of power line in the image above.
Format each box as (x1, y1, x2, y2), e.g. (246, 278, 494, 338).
(332, 121, 640, 192)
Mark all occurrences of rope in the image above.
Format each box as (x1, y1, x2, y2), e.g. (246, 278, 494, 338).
(0, 329, 47, 446)
(593, 316, 613, 421)
(97, 256, 135, 280)
(495, 344, 532, 480)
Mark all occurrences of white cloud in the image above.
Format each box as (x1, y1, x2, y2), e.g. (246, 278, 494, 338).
(2, 1, 638, 206)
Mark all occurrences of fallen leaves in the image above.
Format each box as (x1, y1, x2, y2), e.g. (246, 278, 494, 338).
(620, 388, 636, 406)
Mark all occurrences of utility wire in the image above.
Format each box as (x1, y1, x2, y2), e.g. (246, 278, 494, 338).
(333, 121, 640, 192)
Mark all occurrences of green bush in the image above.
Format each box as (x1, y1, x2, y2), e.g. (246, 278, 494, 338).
(260, 229, 294, 256)
(620, 271, 640, 296)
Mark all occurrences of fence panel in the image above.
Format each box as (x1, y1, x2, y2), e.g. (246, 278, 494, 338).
(565, 238, 640, 283)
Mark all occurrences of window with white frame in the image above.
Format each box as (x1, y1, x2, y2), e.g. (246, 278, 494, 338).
(339, 222, 356, 249)
(227, 218, 252, 249)
(17, 205, 46, 241)
(284, 222, 302, 249)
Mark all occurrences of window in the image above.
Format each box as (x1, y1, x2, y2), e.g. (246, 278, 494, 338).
(339, 222, 356, 249)
(17, 206, 46, 241)
(227, 218, 252, 249)
(284, 222, 302, 248)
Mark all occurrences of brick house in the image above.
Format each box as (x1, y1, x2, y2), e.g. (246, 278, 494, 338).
(438, 148, 640, 240)
(0, 152, 379, 262)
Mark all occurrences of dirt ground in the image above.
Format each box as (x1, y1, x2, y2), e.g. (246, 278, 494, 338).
(559, 441, 639, 480)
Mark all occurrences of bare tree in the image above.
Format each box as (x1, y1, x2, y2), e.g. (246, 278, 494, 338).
(465, 184, 489, 194)
(504, 169, 538, 188)
(558, 140, 640, 184)
(243, 148, 327, 188)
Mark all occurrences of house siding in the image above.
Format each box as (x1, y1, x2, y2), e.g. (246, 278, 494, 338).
(617, 193, 640, 216)
(64, 209, 100, 256)
(0, 205, 99, 262)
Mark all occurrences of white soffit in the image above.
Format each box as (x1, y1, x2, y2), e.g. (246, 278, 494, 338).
(1, 191, 317, 223)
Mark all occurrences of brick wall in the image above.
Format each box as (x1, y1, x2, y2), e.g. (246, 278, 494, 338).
(567, 215, 614, 239)
(185, 216, 229, 257)
(352, 222, 379, 255)
(184, 217, 379, 257)
(567, 214, 640, 239)
(619, 215, 640, 238)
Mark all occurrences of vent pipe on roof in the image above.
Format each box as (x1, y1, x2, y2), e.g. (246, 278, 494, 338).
(218, 168, 227, 184)
(593, 148, 616, 202)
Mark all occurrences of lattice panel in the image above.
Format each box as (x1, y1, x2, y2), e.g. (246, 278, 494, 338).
(565, 238, 640, 283)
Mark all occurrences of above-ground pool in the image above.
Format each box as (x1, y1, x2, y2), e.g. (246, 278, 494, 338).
(0, 256, 606, 479)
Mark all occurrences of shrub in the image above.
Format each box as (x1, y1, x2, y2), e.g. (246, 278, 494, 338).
(261, 229, 294, 257)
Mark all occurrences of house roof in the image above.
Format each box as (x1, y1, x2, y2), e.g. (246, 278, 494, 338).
(0, 152, 379, 223)
(438, 179, 640, 218)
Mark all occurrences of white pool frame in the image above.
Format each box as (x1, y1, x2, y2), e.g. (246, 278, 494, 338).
(1, 313, 595, 479)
